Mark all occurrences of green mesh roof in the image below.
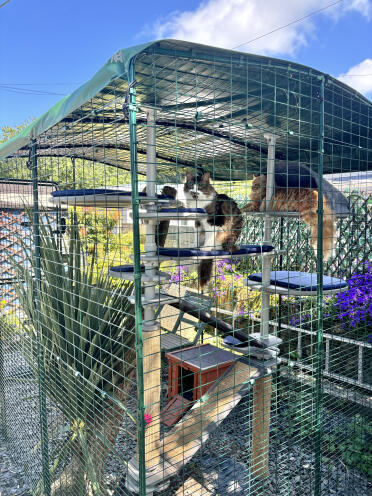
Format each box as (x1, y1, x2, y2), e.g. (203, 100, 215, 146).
(0, 39, 370, 180)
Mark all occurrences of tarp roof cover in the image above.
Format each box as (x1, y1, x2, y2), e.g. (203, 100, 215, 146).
(0, 39, 370, 180)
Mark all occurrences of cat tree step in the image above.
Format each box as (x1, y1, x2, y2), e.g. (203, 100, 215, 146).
(245, 270, 348, 296)
(108, 265, 169, 283)
(140, 244, 277, 262)
(223, 336, 280, 360)
(51, 188, 174, 207)
(244, 210, 349, 219)
(244, 211, 303, 218)
(138, 207, 208, 220)
(127, 292, 179, 307)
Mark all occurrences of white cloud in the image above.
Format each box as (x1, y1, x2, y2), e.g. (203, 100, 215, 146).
(152, 0, 371, 57)
(343, 0, 372, 19)
(337, 59, 372, 98)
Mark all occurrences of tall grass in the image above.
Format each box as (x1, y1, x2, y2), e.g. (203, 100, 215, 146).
(9, 213, 137, 495)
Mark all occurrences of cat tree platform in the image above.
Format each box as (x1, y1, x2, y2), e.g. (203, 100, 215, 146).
(127, 292, 179, 307)
(140, 244, 277, 262)
(138, 207, 208, 220)
(245, 210, 350, 219)
(108, 264, 170, 284)
(245, 270, 348, 296)
(51, 188, 174, 207)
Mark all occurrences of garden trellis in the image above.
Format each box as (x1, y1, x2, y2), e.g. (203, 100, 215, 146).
(0, 39, 371, 496)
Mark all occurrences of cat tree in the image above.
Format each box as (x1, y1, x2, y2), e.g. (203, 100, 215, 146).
(119, 114, 283, 493)
(51, 116, 348, 495)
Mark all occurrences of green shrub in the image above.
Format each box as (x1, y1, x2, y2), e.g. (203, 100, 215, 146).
(9, 213, 137, 495)
(323, 415, 372, 476)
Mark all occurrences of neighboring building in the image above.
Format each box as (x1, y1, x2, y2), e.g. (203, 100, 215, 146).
(324, 172, 372, 194)
(0, 179, 63, 310)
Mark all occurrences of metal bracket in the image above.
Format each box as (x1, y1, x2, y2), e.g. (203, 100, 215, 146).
(122, 79, 138, 120)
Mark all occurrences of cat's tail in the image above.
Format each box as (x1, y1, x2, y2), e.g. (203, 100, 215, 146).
(198, 259, 213, 288)
(301, 191, 336, 261)
(322, 197, 337, 260)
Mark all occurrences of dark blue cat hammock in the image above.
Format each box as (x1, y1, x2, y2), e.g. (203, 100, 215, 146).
(157, 244, 274, 258)
(139, 207, 208, 220)
(51, 188, 174, 205)
(160, 208, 206, 214)
(109, 265, 145, 274)
(246, 270, 348, 295)
(108, 264, 171, 285)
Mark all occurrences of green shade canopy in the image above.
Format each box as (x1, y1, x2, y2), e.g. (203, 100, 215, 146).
(0, 39, 370, 181)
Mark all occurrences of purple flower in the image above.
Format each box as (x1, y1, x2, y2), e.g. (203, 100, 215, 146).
(333, 263, 372, 329)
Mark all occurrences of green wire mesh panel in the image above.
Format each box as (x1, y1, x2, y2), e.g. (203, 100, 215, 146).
(0, 40, 371, 496)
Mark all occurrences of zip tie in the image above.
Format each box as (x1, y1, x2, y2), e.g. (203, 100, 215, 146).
(122, 79, 138, 120)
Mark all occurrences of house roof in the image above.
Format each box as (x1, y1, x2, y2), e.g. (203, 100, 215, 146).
(0, 179, 61, 210)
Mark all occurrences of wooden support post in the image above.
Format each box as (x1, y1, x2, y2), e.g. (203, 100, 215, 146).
(251, 375, 272, 478)
(143, 329, 161, 469)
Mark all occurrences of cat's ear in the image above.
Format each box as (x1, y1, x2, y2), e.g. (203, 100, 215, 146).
(202, 172, 210, 183)
(185, 172, 193, 182)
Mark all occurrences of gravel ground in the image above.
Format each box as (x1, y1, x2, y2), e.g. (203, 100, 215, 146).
(1, 352, 371, 496)
(0, 436, 29, 496)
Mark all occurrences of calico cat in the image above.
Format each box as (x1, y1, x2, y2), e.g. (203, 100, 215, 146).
(242, 173, 336, 260)
(184, 172, 243, 287)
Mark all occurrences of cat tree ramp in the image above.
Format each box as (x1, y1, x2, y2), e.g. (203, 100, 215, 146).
(125, 353, 276, 494)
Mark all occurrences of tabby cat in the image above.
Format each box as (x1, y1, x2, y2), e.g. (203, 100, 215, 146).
(242, 173, 336, 260)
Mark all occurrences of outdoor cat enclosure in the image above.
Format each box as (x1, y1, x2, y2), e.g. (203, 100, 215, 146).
(0, 40, 371, 496)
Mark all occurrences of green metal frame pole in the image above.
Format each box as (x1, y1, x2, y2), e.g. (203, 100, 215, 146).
(127, 61, 147, 496)
(0, 318, 7, 440)
(314, 75, 325, 496)
(31, 141, 51, 496)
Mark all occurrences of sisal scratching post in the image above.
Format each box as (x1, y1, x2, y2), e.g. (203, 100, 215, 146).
(251, 374, 272, 478)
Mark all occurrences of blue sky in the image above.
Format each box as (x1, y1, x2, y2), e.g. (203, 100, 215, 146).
(1, 0, 371, 130)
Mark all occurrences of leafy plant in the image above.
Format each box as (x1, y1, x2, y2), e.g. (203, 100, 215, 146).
(75, 206, 120, 253)
(276, 386, 317, 441)
(323, 415, 372, 476)
(9, 212, 137, 495)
